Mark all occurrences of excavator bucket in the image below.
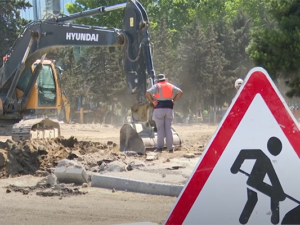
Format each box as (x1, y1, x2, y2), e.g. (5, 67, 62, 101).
(11, 118, 61, 142)
(120, 123, 181, 155)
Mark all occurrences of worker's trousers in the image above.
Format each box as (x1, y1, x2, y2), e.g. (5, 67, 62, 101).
(152, 108, 174, 150)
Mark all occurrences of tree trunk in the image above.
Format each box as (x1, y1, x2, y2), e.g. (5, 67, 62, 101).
(196, 92, 199, 123)
(213, 92, 217, 124)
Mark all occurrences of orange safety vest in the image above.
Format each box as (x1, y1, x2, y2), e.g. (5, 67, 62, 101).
(154, 82, 173, 99)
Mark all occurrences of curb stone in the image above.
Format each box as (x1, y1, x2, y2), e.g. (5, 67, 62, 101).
(91, 174, 183, 197)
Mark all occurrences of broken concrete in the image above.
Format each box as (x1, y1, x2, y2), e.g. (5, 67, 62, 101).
(54, 159, 88, 184)
(36, 186, 86, 197)
(6, 183, 87, 198)
(54, 167, 88, 184)
(146, 153, 158, 161)
(99, 161, 126, 173)
(183, 153, 196, 158)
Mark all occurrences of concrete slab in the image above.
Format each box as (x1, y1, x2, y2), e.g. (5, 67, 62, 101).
(54, 167, 88, 184)
(99, 170, 188, 185)
(91, 174, 183, 197)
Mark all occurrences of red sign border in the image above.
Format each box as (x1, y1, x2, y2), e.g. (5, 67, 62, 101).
(164, 67, 300, 224)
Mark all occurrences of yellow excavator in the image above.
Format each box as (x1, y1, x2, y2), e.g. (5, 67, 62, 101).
(0, 0, 181, 153)
(17, 59, 71, 123)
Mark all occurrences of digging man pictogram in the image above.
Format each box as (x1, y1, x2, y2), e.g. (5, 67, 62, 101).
(230, 137, 286, 224)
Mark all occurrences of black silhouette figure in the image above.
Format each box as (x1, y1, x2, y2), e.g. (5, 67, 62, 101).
(282, 205, 300, 224)
(231, 137, 286, 225)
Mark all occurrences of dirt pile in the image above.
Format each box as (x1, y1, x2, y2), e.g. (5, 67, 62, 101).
(0, 136, 112, 178)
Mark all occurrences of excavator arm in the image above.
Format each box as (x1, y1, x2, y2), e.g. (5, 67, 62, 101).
(0, 1, 154, 117)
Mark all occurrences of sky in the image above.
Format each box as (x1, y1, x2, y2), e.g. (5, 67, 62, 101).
(20, 0, 76, 20)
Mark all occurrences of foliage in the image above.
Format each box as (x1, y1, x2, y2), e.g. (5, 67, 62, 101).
(65, 0, 154, 28)
(196, 0, 269, 27)
(246, 0, 300, 97)
(0, 0, 31, 65)
(146, 0, 198, 45)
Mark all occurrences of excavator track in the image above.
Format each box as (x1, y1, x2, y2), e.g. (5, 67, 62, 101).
(11, 118, 61, 142)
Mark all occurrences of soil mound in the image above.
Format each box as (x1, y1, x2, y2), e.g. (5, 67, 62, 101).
(0, 136, 108, 178)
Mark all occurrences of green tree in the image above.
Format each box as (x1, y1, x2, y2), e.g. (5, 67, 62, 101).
(196, 0, 269, 27)
(246, 0, 300, 97)
(175, 19, 228, 121)
(146, 0, 198, 44)
(151, 14, 177, 77)
(203, 24, 228, 122)
(215, 10, 253, 98)
(0, 0, 31, 65)
(175, 18, 208, 117)
(65, 0, 154, 28)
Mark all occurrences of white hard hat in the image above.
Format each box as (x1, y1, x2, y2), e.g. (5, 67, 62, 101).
(235, 78, 243, 89)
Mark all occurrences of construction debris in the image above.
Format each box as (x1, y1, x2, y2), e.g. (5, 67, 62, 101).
(146, 152, 158, 161)
(5, 173, 87, 198)
(6, 182, 87, 198)
(99, 161, 127, 173)
(0, 136, 112, 178)
(54, 159, 89, 184)
(183, 153, 196, 158)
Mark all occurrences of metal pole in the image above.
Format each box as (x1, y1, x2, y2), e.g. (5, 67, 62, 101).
(33, 0, 38, 20)
(104, 3, 127, 12)
(55, 2, 127, 23)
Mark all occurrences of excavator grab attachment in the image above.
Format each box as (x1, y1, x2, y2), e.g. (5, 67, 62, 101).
(120, 123, 181, 154)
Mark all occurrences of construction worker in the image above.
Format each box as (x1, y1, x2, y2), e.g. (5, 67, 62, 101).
(235, 78, 244, 91)
(146, 74, 183, 153)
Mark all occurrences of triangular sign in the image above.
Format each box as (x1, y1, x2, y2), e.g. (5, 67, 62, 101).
(164, 67, 300, 225)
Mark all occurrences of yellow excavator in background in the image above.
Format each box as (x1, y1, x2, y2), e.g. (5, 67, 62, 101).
(16, 59, 70, 123)
(0, 0, 181, 153)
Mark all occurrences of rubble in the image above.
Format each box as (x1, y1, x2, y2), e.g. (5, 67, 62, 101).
(0, 123, 209, 188)
(0, 136, 112, 178)
(183, 153, 196, 158)
(146, 152, 158, 161)
(36, 186, 86, 197)
(5, 180, 87, 198)
(35, 170, 50, 177)
(194, 152, 202, 156)
(82, 183, 88, 188)
(54, 159, 89, 184)
(99, 161, 127, 173)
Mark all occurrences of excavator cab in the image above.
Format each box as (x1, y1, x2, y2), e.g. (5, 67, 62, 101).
(11, 59, 71, 141)
(15, 60, 70, 122)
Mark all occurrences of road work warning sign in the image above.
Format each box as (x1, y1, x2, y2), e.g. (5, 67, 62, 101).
(164, 67, 300, 225)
